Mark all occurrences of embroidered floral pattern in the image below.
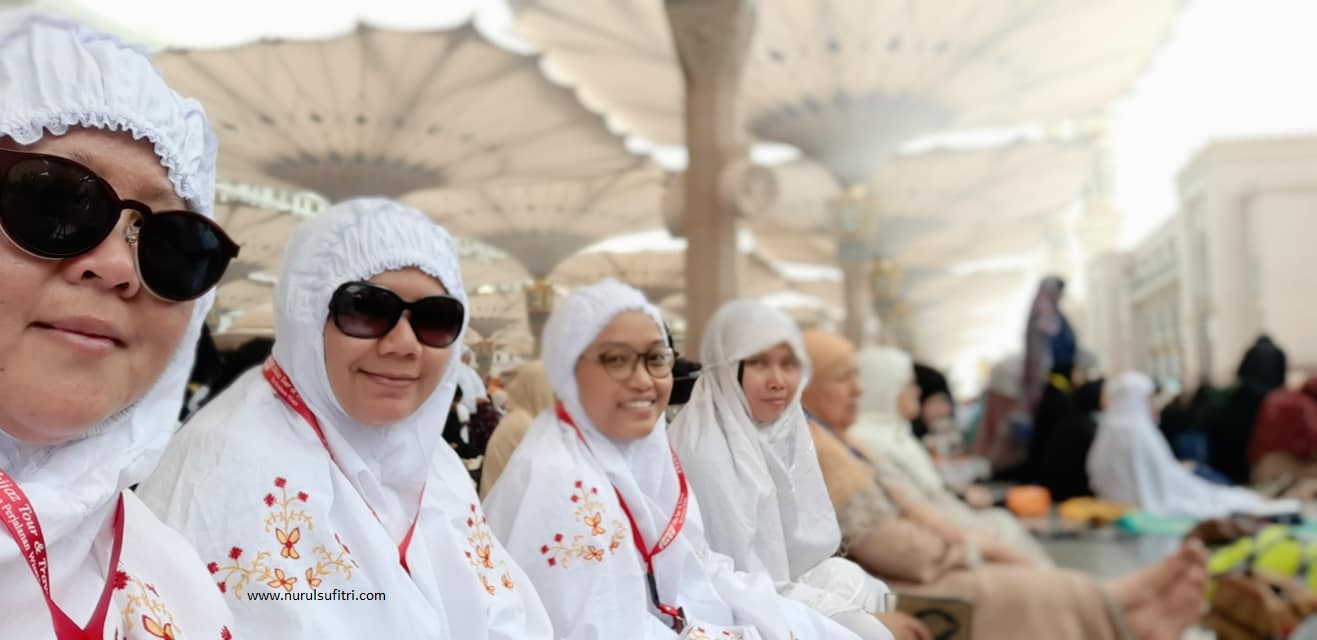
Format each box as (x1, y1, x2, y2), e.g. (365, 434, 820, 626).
(209, 477, 358, 599)
(540, 480, 629, 569)
(463, 503, 516, 595)
(117, 572, 183, 640)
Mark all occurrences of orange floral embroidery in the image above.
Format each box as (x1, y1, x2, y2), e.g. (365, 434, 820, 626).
(463, 503, 516, 595)
(210, 477, 358, 599)
(118, 573, 183, 639)
(142, 614, 176, 640)
(267, 568, 297, 592)
(277, 527, 302, 559)
(541, 480, 629, 569)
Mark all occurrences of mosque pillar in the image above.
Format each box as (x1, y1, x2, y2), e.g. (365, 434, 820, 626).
(664, 0, 757, 351)
(829, 184, 880, 345)
(870, 257, 915, 352)
(472, 339, 497, 380)
(524, 278, 555, 357)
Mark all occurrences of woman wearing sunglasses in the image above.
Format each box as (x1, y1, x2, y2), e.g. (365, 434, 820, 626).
(484, 279, 861, 639)
(0, 13, 239, 640)
(136, 199, 554, 638)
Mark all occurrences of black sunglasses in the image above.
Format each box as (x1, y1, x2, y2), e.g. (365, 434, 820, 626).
(0, 148, 239, 302)
(328, 281, 465, 349)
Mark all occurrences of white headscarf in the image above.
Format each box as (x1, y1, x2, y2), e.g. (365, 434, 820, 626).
(484, 279, 859, 640)
(137, 199, 552, 639)
(455, 345, 487, 413)
(849, 346, 945, 497)
(1088, 371, 1262, 519)
(0, 12, 231, 639)
(669, 300, 888, 624)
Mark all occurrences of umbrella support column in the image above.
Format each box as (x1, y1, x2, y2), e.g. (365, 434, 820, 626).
(665, 0, 756, 350)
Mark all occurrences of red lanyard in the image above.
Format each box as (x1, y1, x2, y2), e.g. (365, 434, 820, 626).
(555, 402, 689, 632)
(0, 468, 124, 640)
(263, 357, 421, 574)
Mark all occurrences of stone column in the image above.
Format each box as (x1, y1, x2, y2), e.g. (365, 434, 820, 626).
(870, 258, 914, 351)
(524, 278, 555, 357)
(829, 184, 880, 345)
(472, 339, 497, 380)
(664, 0, 757, 351)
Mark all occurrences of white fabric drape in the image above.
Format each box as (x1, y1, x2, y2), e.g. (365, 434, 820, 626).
(484, 279, 860, 639)
(668, 299, 890, 639)
(849, 347, 945, 496)
(1088, 371, 1262, 519)
(454, 350, 487, 414)
(0, 12, 231, 639)
(136, 199, 553, 638)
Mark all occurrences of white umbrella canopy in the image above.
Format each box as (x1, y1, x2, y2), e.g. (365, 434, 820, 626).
(460, 251, 533, 292)
(212, 200, 303, 286)
(501, 0, 1178, 180)
(405, 164, 665, 278)
(748, 222, 838, 266)
(905, 270, 1031, 310)
(551, 249, 686, 303)
(893, 209, 1060, 269)
(744, 0, 1178, 182)
(466, 289, 527, 342)
(152, 23, 642, 200)
(746, 142, 1089, 268)
(499, 0, 686, 145)
(551, 246, 801, 305)
(463, 288, 560, 357)
(208, 201, 295, 344)
(869, 142, 1091, 227)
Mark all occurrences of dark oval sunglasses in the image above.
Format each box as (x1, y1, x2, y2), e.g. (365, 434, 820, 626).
(328, 281, 465, 349)
(0, 148, 239, 302)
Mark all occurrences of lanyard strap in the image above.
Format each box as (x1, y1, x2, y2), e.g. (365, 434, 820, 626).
(555, 402, 689, 631)
(0, 469, 124, 640)
(263, 357, 422, 574)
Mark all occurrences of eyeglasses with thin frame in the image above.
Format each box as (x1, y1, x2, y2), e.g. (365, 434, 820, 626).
(586, 344, 675, 382)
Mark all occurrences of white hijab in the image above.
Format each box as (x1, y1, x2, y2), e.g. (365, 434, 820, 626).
(0, 12, 231, 639)
(484, 279, 859, 640)
(455, 345, 487, 414)
(1088, 371, 1262, 519)
(669, 300, 887, 622)
(137, 199, 552, 639)
(849, 347, 944, 497)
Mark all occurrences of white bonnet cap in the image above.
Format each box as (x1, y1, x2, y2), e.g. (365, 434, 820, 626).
(0, 10, 218, 214)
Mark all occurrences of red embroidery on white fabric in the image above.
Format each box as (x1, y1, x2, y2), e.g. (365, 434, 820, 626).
(539, 480, 628, 569)
(117, 572, 183, 639)
(463, 503, 516, 595)
(210, 477, 357, 599)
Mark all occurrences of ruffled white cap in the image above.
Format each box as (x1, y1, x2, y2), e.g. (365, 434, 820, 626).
(0, 10, 218, 214)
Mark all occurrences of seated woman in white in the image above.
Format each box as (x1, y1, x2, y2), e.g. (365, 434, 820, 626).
(136, 199, 554, 638)
(483, 279, 861, 639)
(669, 299, 931, 640)
(1088, 371, 1263, 519)
(849, 346, 1050, 566)
(0, 12, 238, 639)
